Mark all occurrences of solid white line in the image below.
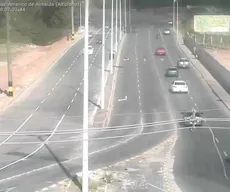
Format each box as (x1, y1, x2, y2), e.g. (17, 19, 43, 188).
(147, 182, 164, 191)
(0, 114, 65, 171)
(0, 113, 33, 148)
(209, 128, 228, 179)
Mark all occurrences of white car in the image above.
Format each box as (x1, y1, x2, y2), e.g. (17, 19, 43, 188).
(84, 45, 94, 55)
(88, 33, 93, 38)
(164, 29, 170, 35)
(78, 26, 84, 33)
(170, 80, 188, 93)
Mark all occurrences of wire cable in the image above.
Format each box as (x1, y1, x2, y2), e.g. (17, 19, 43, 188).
(3, 126, 230, 145)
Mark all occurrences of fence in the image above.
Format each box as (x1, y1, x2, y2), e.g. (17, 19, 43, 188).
(188, 32, 230, 49)
(183, 32, 230, 94)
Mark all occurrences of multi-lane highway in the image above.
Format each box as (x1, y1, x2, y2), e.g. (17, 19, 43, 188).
(1, 8, 230, 192)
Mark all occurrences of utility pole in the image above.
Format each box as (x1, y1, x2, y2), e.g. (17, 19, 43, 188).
(101, 0, 105, 109)
(124, 0, 127, 33)
(6, 9, 13, 97)
(80, 1, 82, 27)
(71, 0, 75, 39)
(173, 0, 175, 30)
(119, 0, 122, 40)
(176, 0, 179, 41)
(115, 0, 118, 51)
(110, 0, 114, 74)
(129, 0, 131, 30)
(82, 0, 89, 191)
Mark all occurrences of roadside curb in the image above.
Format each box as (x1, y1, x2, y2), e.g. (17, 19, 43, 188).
(173, 29, 230, 111)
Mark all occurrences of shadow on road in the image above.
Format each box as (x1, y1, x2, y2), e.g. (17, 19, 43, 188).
(38, 136, 82, 191)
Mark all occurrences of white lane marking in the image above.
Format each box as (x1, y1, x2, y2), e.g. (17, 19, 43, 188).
(59, 77, 62, 81)
(0, 114, 66, 172)
(0, 114, 33, 147)
(215, 138, 219, 143)
(147, 182, 164, 191)
(118, 96, 127, 101)
(56, 82, 59, 86)
(190, 96, 193, 100)
(209, 128, 228, 179)
(65, 71, 68, 74)
(74, 93, 77, 97)
(52, 87, 55, 91)
(67, 105, 71, 110)
(47, 92, 51, 96)
(62, 74, 65, 77)
(71, 99, 74, 103)
(35, 106, 40, 111)
(224, 151, 228, 157)
(50, 184, 57, 188)
(41, 99, 45, 104)
(68, 66, 71, 70)
(42, 188, 48, 191)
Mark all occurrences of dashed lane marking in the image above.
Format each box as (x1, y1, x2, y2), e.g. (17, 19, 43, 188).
(215, 138, 219, 143)
(224, 151, 228, 156)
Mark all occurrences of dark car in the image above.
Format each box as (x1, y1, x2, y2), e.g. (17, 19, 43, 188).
(165, 67, 179, 77)
(155, 48, 166, 56)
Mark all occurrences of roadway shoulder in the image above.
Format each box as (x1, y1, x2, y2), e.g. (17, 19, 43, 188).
(173, 29, 230, 111)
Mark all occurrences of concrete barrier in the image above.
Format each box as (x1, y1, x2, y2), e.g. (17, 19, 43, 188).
(184, 33, 230, 95)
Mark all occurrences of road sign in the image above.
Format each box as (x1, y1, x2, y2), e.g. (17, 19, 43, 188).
(194, 15, 230, 33)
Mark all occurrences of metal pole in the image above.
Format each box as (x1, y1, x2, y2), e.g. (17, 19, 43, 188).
(173, 0, 175, 30)
(6, 10, 13, 97)
(80, 1, 82, 27)
(124, 0, 127, 33)
(176, 0, 179, 40)
(110, 0, 114, 74)
(82, 0, 89, 191)
(101, 0, 105, 109)
(129, 0, 131, 29)
(71, 0, 75, 38)
(119, 0, 122, 40)
(115, 0, 118, 51)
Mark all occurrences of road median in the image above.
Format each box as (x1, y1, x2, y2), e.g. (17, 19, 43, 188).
(93, 33, 127, 127)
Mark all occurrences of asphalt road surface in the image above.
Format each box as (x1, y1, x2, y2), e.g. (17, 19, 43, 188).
(1, 8, 230, 192)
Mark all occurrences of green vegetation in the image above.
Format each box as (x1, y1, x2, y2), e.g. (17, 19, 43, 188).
(0, 0, 77, 46)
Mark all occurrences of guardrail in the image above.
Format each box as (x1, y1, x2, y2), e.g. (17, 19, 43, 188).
(183, 32, 230, 94)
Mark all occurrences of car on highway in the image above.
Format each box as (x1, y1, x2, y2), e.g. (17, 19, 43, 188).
(181, 111, 204, 127)
(155, 48, 166, 56)
(165, 67, 179, 77)
(177, 57, 190, 68)
(168, 21, 173, 25)
(78, 26, 84, 33)
(84, 45, 94, 55)
(96, 38, 102, 44)
(89, 32, 93, 38)
(170, 80, 188, 93)
(163, 29, 170, 35)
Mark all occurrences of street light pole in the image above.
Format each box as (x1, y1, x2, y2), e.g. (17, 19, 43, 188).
(173, 0, 175, 30)
(119, 0, 122, 40)
(71, 0, 75, 39)
(124, 0, 127, 33)
(82, 0, 89, 191)
(80, 1, 82, 27)
(176, 0, 179, 40)
(110, 0, 114, 74)
(6, 10, 13, 97)
(115, 0, 118, 51)
(101, 0, 105, 109)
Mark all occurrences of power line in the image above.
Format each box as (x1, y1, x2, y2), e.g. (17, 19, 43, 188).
(0, 119, 184, 136)
(3, 126, 230, 145)
(0, 108, 223, 121)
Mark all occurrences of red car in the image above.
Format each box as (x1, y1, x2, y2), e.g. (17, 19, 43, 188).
(155, 48, 166, 56)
